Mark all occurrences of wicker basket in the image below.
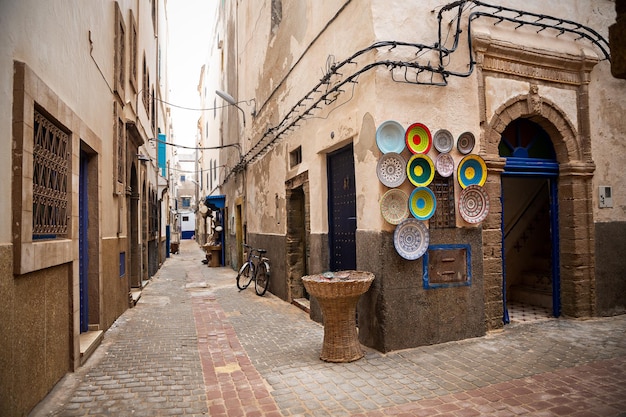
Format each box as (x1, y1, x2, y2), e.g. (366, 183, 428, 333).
(302, 271, 374, 362)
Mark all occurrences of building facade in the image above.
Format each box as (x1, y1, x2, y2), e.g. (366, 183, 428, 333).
(211, 0, 626, 353)
(0, 1, 171, 415)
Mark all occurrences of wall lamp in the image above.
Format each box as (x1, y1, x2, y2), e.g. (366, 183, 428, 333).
(215, 90, 256, 126)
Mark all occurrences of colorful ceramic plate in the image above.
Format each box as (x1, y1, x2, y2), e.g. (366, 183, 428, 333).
(407, 154, 435, 187)
(457, 154, 487, 189)
(435, 152, 454, 177)
(393, 218, 430, 260)
(380, 189, 410, 225)
(409, 187, 436, 221)
(433, 129, 454, 153)
(377, 152, 406, 187)
(376, 120, 406, 154)
(405, 123, 432, 154)
(458, 185, 490, 224)
(457, 131, 475, 155)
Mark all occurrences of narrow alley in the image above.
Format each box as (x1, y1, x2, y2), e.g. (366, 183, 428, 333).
(27, 240, 626, 416)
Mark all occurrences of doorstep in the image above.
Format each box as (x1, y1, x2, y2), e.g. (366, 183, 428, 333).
(292, 298, 310, 314)
(79, 330, 103, 365)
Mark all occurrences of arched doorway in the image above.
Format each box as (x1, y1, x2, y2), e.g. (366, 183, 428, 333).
(500, 119, 560, 323)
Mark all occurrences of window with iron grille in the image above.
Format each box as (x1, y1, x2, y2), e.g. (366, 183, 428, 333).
(428, 173, 456, 228)
(33, 109, 70, 239)
(114, 2, 126, 98)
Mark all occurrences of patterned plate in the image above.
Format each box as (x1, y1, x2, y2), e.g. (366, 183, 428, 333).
(407, 154, 435, 187)
(380, 189, 410, 225)
(458, 185, 490, 224)
(377, 152, 406, 187)
(409, 187, 436, 221)
(433, 129, 454, 153)
(457, 154, 487, 189)
(405, 123, 432, 154)
(457, 131, 475, 155)
(376, 120, 406, 154)
(393, 218, 430, 260)
(436, 152, 454, 177)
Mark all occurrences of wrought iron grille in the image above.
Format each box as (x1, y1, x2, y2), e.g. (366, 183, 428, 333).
(429, 174, 456, 229)
(33, 110, 69, 238)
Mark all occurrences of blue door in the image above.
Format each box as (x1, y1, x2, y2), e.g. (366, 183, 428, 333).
(327, 144, 357, 271)
(79, 151, 89, 333)
(499, 119, 560, 323)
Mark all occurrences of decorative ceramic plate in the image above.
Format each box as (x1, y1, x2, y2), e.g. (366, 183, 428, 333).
(435, 152, 454, 177)
(380, 189, 410, 225)
(406, 154, 435, 187)
(393, 218, 430, 260)
(457, 154, 487, 189)
(376, 120, 406, 154)
(405, 123, 432, 154)
(458, 185, 490, 224)
(457, 131, 475, 154)
(409, 187, 436, 221)
(376, 152, 406, 187)
(433, 129, 454, 153)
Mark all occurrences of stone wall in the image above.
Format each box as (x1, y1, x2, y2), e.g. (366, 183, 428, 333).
(595, 222, 626, 316)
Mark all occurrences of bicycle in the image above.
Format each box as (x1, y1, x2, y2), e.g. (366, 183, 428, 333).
(236, 243, 271, 296)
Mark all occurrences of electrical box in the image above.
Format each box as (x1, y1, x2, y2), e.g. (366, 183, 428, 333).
(599, 186, 613, 208)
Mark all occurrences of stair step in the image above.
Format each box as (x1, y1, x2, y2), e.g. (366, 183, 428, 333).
(509, 284, 552, 309)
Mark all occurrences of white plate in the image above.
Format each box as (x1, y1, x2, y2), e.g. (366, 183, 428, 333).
(377, 152, 406, 187)
(436, 152, 454, 177)
(393, 218, 429, 260)
(459, 185, 490, 224)
(380, 189, 409, 225)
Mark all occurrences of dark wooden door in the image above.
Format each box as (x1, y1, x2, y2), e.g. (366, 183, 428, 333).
(327, 144, 356, 271)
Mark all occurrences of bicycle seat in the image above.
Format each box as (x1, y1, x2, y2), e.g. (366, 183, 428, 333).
(257, 248, 267, 254)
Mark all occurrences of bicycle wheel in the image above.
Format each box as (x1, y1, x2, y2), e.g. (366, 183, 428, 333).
(254, 261, 270, 296)
(236, 262, 254, 290)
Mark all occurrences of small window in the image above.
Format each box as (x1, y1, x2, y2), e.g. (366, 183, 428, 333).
(182, 216, 189, 222)
(290, 146, 302, 168)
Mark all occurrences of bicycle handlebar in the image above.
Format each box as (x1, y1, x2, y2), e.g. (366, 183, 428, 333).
(243, 243, 267, 255)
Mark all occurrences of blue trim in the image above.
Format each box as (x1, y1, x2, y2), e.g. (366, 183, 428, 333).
(158, 133, 166, 177)
(422, 244, 471, 289)
(181, 230, 195, 239)
(205, 194, 226, 208)
(501, 183, 510, 324)
(550, 178, 561, 317)
(119, 252, 126, 277)
(503, 158, 558, 176)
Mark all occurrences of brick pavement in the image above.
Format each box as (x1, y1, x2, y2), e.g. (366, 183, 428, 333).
(30, 240, 626, 417)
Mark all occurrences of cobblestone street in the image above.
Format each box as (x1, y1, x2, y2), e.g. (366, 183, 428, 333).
(31, 240, 626, 417)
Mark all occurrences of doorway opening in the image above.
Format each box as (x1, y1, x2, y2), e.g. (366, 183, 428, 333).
(500, 118, 560, 323)
(286, 172, 310, 305)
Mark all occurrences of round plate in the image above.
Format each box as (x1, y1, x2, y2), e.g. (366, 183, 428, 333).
(433, 129, 454, 153)
(405, 123, 432, 154)
(376, 120, 406, 154)
(457, 131, 475, 154)
(407, 154, 435, 187)
(457, 154, 487, 189)
(409, 187, 436, 220)
(393, 218, 430, 260)
(459, 185, 490, 224)
(380, 189, 410, 225)
(436, 152, 454, 177)
(376, 152, 406, 187)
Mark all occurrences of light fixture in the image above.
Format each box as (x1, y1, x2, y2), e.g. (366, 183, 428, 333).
(215, 90, 256, 126)
(137, 154, 150, 162)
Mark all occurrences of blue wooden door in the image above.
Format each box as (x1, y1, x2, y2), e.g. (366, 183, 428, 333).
(327, 144, 357, 271)
(79, 151, 89, 333)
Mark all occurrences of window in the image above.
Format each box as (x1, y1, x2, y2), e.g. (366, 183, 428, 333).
(33, 109, 70, 239)
(113, 102, 125, 194)
(290, 146, 302, 168)
(129, 10, 138, 91)
(142, 56, 150, 112)
(181, 197, 191, 208)
(428, 174, 456, 228)
(114, 2, 126, 98)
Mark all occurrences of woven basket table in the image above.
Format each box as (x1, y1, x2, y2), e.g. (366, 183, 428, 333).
(302, 271, 374, 362)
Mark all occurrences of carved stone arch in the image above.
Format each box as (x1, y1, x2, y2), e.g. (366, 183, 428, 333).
(484, 94, 582, 164)
(482, 93, 596, 329)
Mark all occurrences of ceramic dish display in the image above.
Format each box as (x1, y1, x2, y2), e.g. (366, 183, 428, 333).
(376, 152, 407, 187)
(433, 129, 454, 153)
(409, 187, 436, 221)
(376, 120, 406, 154)
(457, 154, 487, 189)
(458, 185, 490, 224)
(457, 131, 475, 155)
(380, 189, 410, 225)
(393, 218, 430, 260)
(405, 123, 432, 154)
(435, 152, 454, 177)
(406, 154, 435, 187)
